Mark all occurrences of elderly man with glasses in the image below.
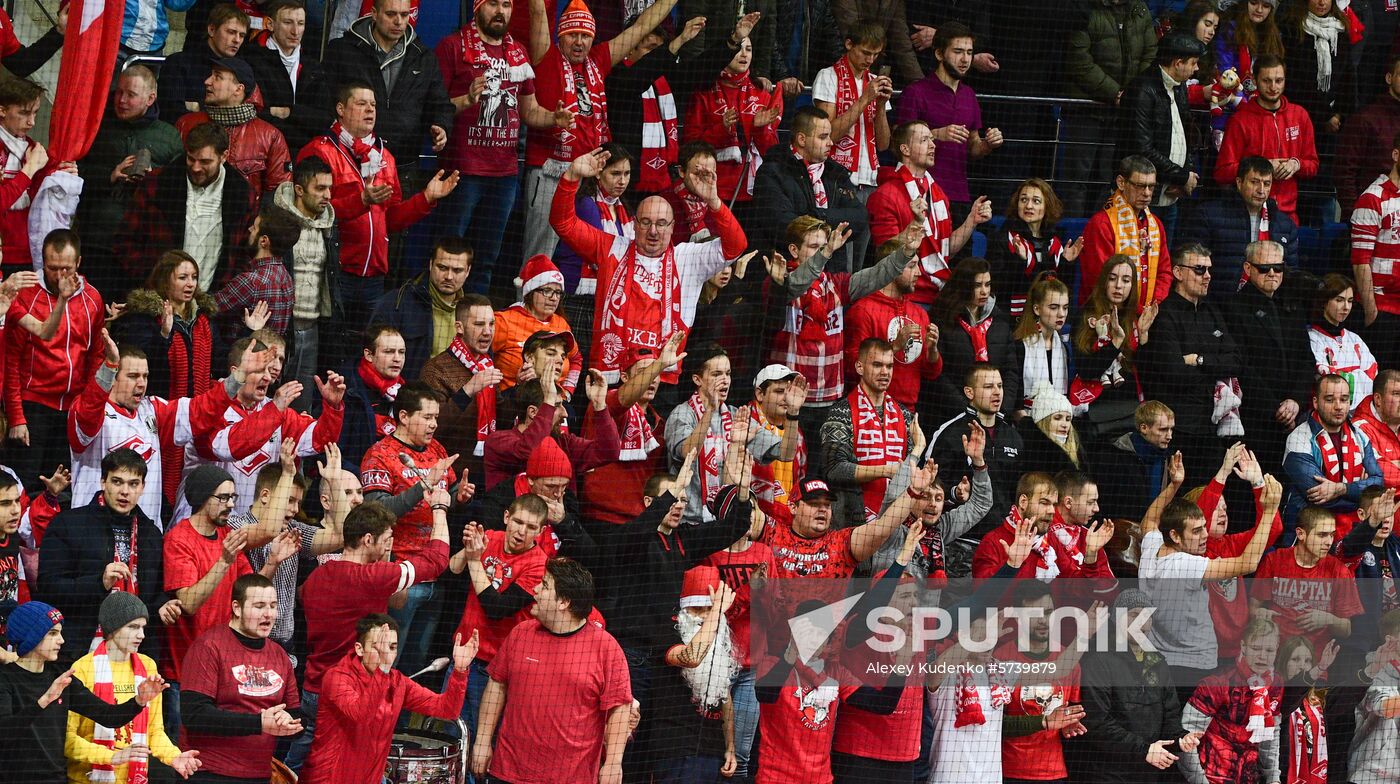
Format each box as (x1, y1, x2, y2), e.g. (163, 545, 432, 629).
(1136, 242, 1245, 484)
(1078, 155, 1175, 310)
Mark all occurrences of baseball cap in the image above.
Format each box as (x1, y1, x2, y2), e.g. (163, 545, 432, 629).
(522, 329, 577, 356)
(210, 57, 258, 94)
(791, 478, 832, 504)
(754, 363, 800, 390)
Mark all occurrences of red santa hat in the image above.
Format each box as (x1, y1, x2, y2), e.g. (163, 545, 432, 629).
(679, 565, 721, 609)
(515, 254, 566, 300)
(557, 0, 596, 37)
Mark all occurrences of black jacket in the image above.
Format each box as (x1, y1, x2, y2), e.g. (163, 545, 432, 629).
(1067, 646, 1185, 783)
(1093, 431, 1166, 520)
(338, 357, 394, 474)
(368, 275, 441, 381)
(318, 19, 454, 165)
(1176, 196, 1299, 296)
(1136, 289, 1243, 436)
(752, 151, 869, 252)
(1282, 24, 1356, 128)
(0, 664, 144, 784)
(35, 497, 168, 664)
(1118, 65, 1195, 191)
(1221, 280, 1315, 456)
(156, 43, 218, 124)
(928, 408, 1024, 539)
(241, 42, 331, 151)
(931, 300, 1018, 423)
(984, 217, 1075, 317)
(1017, 417, 1091, 478)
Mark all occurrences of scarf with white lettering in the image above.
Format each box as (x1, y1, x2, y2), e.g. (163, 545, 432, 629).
(1240, 658, 1280, 743)
(897, 162, 952, 291)
(1105, 190, 1164, 305)
(953, 667, 1013, 727)
(332, 120, 384, 181)
(554, 55, 609, 163)
(638, 75, 678, 192)
(687, 393, 732, 507)
(595, 243, 683, 384)
(450, 335, 496, 457)
(1286, 691, 1328, 784)
(829, 56, 877, 175)
(1313, 414, 1365, 483)
(618, 402, 659, 462)
(851, 385, 906, 522)
(1004, 231, 1065, 317)
(89, 640, 150, 784)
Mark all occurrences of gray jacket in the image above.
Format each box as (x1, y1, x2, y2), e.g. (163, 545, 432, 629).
(867, 467, 993, 605)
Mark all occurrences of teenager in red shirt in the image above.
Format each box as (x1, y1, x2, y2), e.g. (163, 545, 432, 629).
(448, 494, 548, 731)
(471, 557, 633, 784)
(1251, 506, 1364, 655)
(180, 574, 303, 780)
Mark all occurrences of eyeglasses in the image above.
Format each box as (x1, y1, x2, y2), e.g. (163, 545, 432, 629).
(1123, 179, 1157, 191)
(1247, 261, 1286, 274)
(1177, 264, 1212, 276)
(637, 219, 674, 230)
(212, 493, 239, 506)
(535, 288, 564, 299)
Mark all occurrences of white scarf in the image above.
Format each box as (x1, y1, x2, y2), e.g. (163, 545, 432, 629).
(0, 125, 31, 210)
(1304, 13, 1344, 92)
(334, 121, 384, 181)
(676, 609, 741, 712)
(1021, 332, 1073, 410)
(269, 38, 302, 94)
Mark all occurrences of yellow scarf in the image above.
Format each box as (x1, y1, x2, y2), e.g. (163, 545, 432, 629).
(1106, 190, 1164, 304)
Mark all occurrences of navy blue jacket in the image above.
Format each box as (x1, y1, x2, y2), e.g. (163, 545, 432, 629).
(369, 276, 441, 382)
(1338, 520, 1400, 650)
(338, 359, 395, 475)
(1176, 195, 1299, 298)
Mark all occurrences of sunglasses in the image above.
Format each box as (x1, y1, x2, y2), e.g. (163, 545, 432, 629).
(1247, 262, 1286, 274)
(1176, 264, 1212, 276)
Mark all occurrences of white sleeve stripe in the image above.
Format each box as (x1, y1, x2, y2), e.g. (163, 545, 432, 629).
(396, 560, 416, 593)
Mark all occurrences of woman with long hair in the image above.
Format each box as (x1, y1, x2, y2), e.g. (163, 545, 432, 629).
(986, 179, 1082, 319)
(1018, 382, 1090, 475)
(684, 36, 783, 206)
(1010, 273, 1074, 414)
(1072, 255, 1157, 438)
(1178, 0, 1223, 92)
(1275, 636, 1336, 784)
(929, 258, 1016, 420)
(1215, 0, 1285, 97)
(1309, 273, 1377, 409)
(1280, 0, 1355, 135)
(111, 250, 217, 402)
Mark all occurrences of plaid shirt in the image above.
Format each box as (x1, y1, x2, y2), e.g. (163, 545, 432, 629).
(213, 255, 294, 335)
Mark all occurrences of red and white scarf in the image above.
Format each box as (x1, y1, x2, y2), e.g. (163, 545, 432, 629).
(0, 127, 32, 210)
(638, 75, 678, 192)
(897, 163, 952, 291)
(93, 514, 141, 650)
(953, 667, 1013, 727)
(577, 196, 633, 296)
(828, 56, 877, 175)
(670, 180, 709, 239)
(1238, 203, 1271, 289)
(1004, 232, 1065, 317)
(89, 640, 151, 784)
(461, 19, 529, 70)
(618, 403, 659, 461)
(1243, 663, 1280, 743)
(331, 120, 384, 181)
(959, 314, 994, 362)
(357, 357, 402, 438)
(776, 267, 844, 403)
(796, 149, 828, 208)
(450, 336, 497, 457)
(851, 386, 906, 522)
(687, 393, 732, 506)
(1313, 415, 1365, 483)
(554, 54, 610, 163)
(1004, 506, 1058, 580)
(595, 244, 684, 384)
(1287, 693, 1328, 784)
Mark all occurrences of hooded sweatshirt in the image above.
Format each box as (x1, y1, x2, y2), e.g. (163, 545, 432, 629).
(273, 181, 336, 320)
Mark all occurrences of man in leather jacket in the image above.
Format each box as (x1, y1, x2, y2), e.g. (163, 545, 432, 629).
(1119, 31, 1205, 238)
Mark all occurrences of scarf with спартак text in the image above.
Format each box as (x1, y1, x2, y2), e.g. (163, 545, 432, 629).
(449, 335, 496, 457)
(850, 385, 905, 523)
(1105, 190, 1164, 304)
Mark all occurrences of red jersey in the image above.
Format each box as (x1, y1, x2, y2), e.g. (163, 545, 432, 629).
(761, 521, 858, 579)
(181, 625, 299, 779)
(1252, 549, 1364, 654)
(163, 519, 253, 681)
(359, 435, 456, 561)
(703, 543, 777, 667)
(453, 530, 546, 663)
(756, 662, 861, 784)
(1352, 175, 1400, 317)
(832, 678, 923, 762)
(487, 619, 632, 784)
(300, 543, 451, 693)
(996, 640, 1081, 781)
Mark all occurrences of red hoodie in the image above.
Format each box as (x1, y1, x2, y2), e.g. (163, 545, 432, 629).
(1353, 394, 1400, 489)
(843, 288, 942, 410)
(1213, 96, 1318, 220)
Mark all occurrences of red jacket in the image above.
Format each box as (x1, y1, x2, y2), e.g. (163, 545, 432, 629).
(683, 78, 782, 202)
(300, 654, 467, 784)
(867, 166, 952, 306)
(1213, 96, 1318, 220)
(4, 276, 105, 423)
(1354, 394, 1400, 489)
(297, 134, 433, 278)
(175, 113, 291, 209)
(843, 289, 942, 410)
(0, 137, 41, 270)
(1077, 206, 1173, 309)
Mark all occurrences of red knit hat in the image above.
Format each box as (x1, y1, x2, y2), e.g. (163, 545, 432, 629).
(515, 254, 566, 300)
(557, 0, 596, 37)
(680, 565, 721, 609)
(526, 437, 574, 481)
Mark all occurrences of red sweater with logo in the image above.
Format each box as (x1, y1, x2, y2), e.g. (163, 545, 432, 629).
(1214, 97, 1318, 220)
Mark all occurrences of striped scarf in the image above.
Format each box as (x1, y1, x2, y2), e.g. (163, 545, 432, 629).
(688, 393, 732, 507)
(897, 163, 952, 295)
(1313, 416, 1364, 483)
(618, 402, 659, 462)
(450, 336, 496, 457)
(828, 56, 877, 175)
(89, 641, 150, 784)
(1105, 190, 1165, 305)
(637, 75, 678, 192)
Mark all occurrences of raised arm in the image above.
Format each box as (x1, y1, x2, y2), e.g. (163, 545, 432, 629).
(1139, 451, 1185, 535)
(1202, 474, 1282, 581)
(527, 0, 550, 64)
(849, 462, 935, 563)
(608, 0, 679, 65)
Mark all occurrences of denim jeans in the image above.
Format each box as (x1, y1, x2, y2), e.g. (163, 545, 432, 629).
(283, 688, 320, 771)
(285, 318, 319, 413)
(652, 755, 721, 783)
(388, 580, 440, 677)
(730, 667, 758, 776)
(435, 174, 521, 295)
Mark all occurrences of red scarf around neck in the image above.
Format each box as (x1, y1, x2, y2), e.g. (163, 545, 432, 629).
(450, 336, 497, 457)
(357, 357, 403, 438)
(553, 52, 610, 162)
(829, 56, 878, 175)
(851, 385, 906, 522)
(959, 314, 994, 362)
(1313, 415, 1364, 484)
(594, 243, 684, 383)
(687, 393, 732, 507)
(670, 180, 709, 239)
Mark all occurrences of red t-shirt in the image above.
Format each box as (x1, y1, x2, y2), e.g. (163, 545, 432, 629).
(831, 678, 923, 762)
(487, 619, 632, 784)
(359, 436, 456, 560)
(525, 44, 613, 167)
(1252, 549, 1364, 653)
(703, 543, 777, 667)
(761, 522, 858, 579)
(301, 543, 451, 693)
(435, 29, 537, 177)
(756, 664, 861, 784)
(995, 641, 1082, 781)
(181, 625, 299, 778)
(581, 390, 662, 525)
(453, 530, 547, 663)
(163, 519, 252, 682)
